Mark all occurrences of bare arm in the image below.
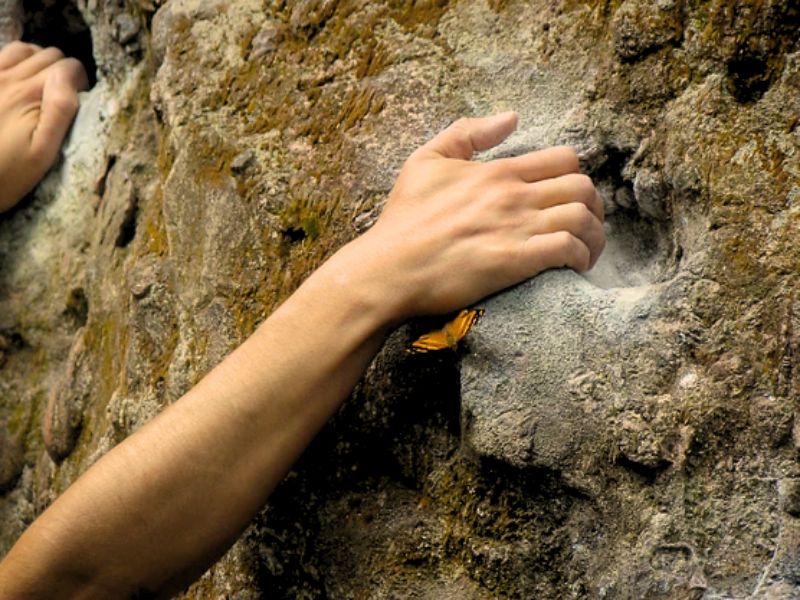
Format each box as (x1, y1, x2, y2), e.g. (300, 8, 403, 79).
(0, 113, 604, 598)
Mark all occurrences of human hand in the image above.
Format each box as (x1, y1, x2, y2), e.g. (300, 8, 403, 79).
(349, 112, 605, 321)
(0, 41, 88, 213)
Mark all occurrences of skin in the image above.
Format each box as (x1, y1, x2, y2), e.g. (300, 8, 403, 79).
(0, 106, 604, 597)
(0, 41, 88, 213)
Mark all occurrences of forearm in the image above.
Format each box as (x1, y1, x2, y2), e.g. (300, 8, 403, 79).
(0, 113, 605, 598)
(0, 237, 394, 598)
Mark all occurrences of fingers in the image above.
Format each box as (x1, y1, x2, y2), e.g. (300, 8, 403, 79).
(528, 203, 606, 267)
(8, 46, 64, 80)
(494, 145, 580, 182)
(69, 58, 90, 91)
(4, 56, 87, 109)
(13, 51, 89, 100)
(526, 173, 604, 221)
(522, 231, 593, 275)
(29, 60, 85, 167)
(29, 56, 88, 92)
(513, 173, 606, 274)
(0, 41, 39, 71)
(417, 112, 518, 161)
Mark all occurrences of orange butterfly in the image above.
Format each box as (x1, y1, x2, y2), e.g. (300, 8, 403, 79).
(407, 308, 484, 353)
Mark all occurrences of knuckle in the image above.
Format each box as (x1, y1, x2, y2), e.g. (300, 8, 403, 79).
(407, 146, 427, 163)
(47, 85, 79, 113)
(2, 40, 26, 55)
(571, 239, 591, 270)
(581, 200, 596, 221)
(45, 47, 65, 60)
(482, 159, 508, 180)
(534, 208, 552, 232)
(56, 93, 79, 115)
(60, 57, 84, 74)
(572, 203, 595, 231)
(561, 231, 590, 270)
(554, 230, 576, 250)
(529, 180, 549, 206)
(445, 118, 475, 157)
(571, 173, 596, 196)
(555, 146, 580, 172)
(487, 180, 517, 205)
(54, 58, 88, 88)
(562, 145, 580, 161)
(450, 117, 471, 134)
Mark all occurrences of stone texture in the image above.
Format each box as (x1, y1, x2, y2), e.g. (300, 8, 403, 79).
(43, 327, 90, 462)
(612, 0, 684, 62)
(1, 0, 799, 598)
(0, 0, 22, 46)
(0, 425, 24, 491)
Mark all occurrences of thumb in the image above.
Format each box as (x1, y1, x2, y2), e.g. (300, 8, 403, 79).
(418, 111, 518, 161)
(30, 58, 87, 167)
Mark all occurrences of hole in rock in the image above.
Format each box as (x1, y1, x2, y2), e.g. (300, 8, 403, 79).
(726, 55, 773, 104)
(581, 147, 675, 290)
(282, 226, 307, 243)
(64, 286, 88, 325)
(0, 330, 28, 367)
(615, 453, 669, 482)
(586, 210, 673, 290)
(115, 192, 139, 248)
(10, 331, 25, 349)
(22, 0, 97, 88)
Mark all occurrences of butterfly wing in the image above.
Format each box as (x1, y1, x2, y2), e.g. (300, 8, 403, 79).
(445, 308, 483, 342)
(409, 330, 451, 353)
(408, 308, 484, 353)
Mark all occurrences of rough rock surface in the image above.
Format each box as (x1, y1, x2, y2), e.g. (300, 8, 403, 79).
(1, 0, 799, 598)
(0, 0, 22, 46)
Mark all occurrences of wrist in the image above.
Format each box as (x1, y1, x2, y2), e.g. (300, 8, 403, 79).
(306, 231, 410, 332)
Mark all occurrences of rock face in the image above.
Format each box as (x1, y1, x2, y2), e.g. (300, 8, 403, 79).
(0, 0, 22, 46)
(1, 0, 799, 597)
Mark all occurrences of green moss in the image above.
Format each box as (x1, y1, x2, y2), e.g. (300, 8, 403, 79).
(139, 185, 169, 256)
(563, 0, 624, 16)
(86, 314, 127, 401)
(6, 403, 28, 438)
(386, 0, 452, 36)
